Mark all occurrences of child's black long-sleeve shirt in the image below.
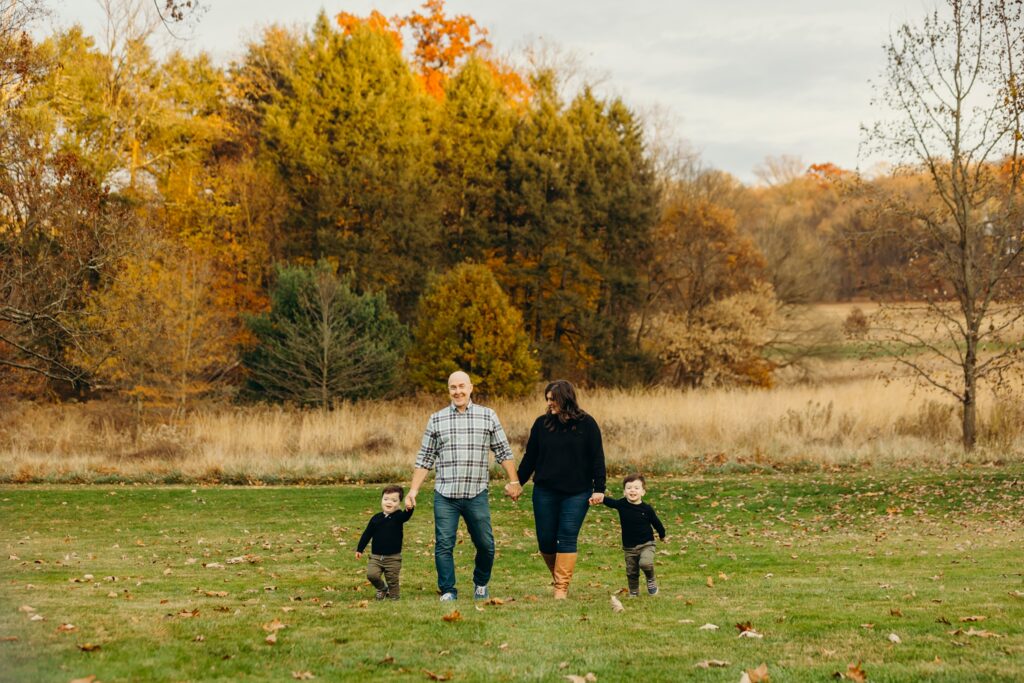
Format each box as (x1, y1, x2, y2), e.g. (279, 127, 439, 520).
(602, 497, 665, 547)
(356, 508, 414, 555)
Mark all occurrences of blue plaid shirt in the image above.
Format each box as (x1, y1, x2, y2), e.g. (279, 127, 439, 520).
(414, 401, 514, 499)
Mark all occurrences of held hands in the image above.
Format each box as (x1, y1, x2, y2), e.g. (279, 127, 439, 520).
(588, 492, 605, 506)
(504, 481, 523, 502)
(404, 490, 417, 510)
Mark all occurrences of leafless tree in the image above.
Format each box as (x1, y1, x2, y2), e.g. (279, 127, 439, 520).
(864, 0, 1024, 449)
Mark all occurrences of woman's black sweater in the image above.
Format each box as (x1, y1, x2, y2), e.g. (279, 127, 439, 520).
(516, 413, 606, 494)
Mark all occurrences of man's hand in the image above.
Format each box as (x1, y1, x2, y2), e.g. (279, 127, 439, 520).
(588, 492, 605, 506)
(504, 481, 523, 502)
(354, 551, 362, 560)
(404, 490, 418, 510)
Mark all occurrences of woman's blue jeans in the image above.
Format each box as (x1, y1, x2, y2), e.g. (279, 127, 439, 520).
(433, 489, 495, 596)
(532, 484, 591, 554)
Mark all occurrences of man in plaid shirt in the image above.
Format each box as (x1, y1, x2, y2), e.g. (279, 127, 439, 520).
(405, 370, 523, 601)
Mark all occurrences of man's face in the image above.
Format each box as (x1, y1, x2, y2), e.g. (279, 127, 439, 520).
(381, 492, 401, 514)
(448, 373, 473, 410)
(624, 480, 646, 504)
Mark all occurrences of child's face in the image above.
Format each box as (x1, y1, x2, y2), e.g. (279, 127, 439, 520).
(381, 492, 401, 514)
(624, 480, 646, 503)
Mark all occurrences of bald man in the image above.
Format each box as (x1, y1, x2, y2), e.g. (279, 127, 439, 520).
(405, 371, 522, 601)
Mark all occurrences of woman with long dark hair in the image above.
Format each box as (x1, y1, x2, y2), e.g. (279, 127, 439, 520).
(516, 380, 606, 599)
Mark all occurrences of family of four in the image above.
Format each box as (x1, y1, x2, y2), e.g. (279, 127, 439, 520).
(355, 371, 666, 602)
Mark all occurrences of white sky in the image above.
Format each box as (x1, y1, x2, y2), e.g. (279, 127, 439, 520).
(43, 0, 933, 183)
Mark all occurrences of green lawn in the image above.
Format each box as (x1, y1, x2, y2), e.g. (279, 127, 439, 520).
(2, 471, 1023, 682)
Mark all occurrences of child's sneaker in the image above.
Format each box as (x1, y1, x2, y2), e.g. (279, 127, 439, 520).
(646, 578, 659, 596)
(439, 592, 457, 601)
(375, 589, 388, 600)
(473, 584, 490, 600)
(628, 591, 639, 598)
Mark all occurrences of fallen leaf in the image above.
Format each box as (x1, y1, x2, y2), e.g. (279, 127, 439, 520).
(698, 623, 719, 631)
(740, 662, 770, 683)
(17, 605, 35, 613)
(203, 563, 224, 570)
(1010, 590, 1024, 599)
(0, 636, 19, 642)
(176, 609, 199, 619)
(484, 598, 505, 606)
(68, 676, 97, 683)
(56, 623, 77, 633)
(860, 623, 874, 629)
(498, 642, 509, 650)
(77, 643, 101, 652)
(29, 614, 44, 622)
(706, 576, 715, 588)
(291, 672, 315, 680)
(441, 610, 461, 622)
(887, 633, 902, 644)
(959, 615, 986, 622)
(832, 661, 867, 682)
(423, 670, 452, 681)
(695, 659, 730, 668)
(735, 621, 755, 633)
(203, 591, 228, 598)
(193, 635, 205, 642)
(564, 674, 597, 683)
(265, 632, 277, 645)
(718, 572, 728, 580)
(738, 630, 764, 639)
(889, 608, 903, 617)
(936, 616, 951, 625)
(262, 619, 287, 632)
(610, 595, 624, 613)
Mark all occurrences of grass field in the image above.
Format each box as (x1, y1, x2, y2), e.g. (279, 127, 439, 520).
(2, 471, 1023, 682)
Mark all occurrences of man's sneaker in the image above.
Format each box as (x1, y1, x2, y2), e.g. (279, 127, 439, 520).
(473, 584, 490, 600)
(375, 589, 388, 601)
(439, 592, 457, 602)
(646, 578, 659, 596)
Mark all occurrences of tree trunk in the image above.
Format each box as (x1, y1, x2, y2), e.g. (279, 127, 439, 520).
(962, 353, 977, 451)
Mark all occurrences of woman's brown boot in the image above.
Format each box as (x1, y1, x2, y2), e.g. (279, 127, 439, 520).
(552, 552, 577, 599)
(541, 552, 556, 581)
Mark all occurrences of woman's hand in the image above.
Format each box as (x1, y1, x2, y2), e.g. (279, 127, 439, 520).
(588, 492, 605, 506)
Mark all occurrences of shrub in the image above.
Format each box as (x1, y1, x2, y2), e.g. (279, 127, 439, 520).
(406, 263, 539, 396)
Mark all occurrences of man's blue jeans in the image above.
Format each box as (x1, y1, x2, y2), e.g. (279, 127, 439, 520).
(532, 484, 591, 554)
(433, 489, 495, 596)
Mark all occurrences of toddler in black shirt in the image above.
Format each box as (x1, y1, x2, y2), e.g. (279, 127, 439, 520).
(355, 485, 414, 600)
(601, 473, 666, 596)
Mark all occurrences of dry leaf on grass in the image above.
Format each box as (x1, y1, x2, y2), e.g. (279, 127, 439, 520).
(265, 632, 278, 645)
(740, 662, 770, 683)
(291, 672, 315, 680)
(423, 670, 452, 681)
(738, 630, 764, 639)
(959, 615, 986, 622)
(483, 598, 505, 606)
(0, 636, 19, 642)
(698, 623, 719, 631)
(56, 623, 77, 633)
(887, 633, 902, 644)
(29, 614, 44, 622)
(68, 676, 98, 683)
(17, 605, 35, 613)
(564, 674, 597, 683)
(441, 610, 461, 623)
(695, 660, 730, 668)
(831, 661, 868, 682)
(948, 627, 1002, 638)
(176, 609, 199, 619)
(193, 635, 205, 642)
(77, 643, 101, 652)
(262, 619, 287, 632)
(610, 595, 624, 613)
(203, 591, 228, 598)
(706, 576, 714, 588)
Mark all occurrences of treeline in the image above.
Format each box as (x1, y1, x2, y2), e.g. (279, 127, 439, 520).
(0, 0, 919, 407)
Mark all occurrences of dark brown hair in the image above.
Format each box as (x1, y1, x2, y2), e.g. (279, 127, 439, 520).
(382, 484, 404, 499)
(544, 379, 587, 426)
(623, 473, 646, 488)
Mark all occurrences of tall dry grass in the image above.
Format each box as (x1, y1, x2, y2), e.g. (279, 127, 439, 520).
(2, 378, 1021, 483)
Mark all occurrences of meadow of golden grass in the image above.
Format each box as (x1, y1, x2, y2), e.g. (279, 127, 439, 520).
(2, 373, 1020, 483)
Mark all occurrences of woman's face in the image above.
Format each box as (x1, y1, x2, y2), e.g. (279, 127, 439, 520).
(545, 391, 559, 415)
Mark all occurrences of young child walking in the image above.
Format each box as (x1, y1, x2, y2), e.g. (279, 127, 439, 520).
(355, 484, 414, 600)
(601, 474, 666, 596)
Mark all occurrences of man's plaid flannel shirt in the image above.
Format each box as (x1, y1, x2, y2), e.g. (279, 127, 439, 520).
(414, 401, 514, 499)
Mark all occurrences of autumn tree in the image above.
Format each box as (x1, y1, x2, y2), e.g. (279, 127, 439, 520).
(865, 0, 1024, 449)
(243, 263, 407, 407)
(260, 14, 440, 319)
(407, 262, 539, 397)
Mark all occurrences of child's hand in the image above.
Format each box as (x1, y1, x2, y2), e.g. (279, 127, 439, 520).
(588, 492, 605, 506)
(354, 551, 362, 560)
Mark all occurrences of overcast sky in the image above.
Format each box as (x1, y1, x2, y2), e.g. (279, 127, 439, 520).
(44, 0, 932, 183)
